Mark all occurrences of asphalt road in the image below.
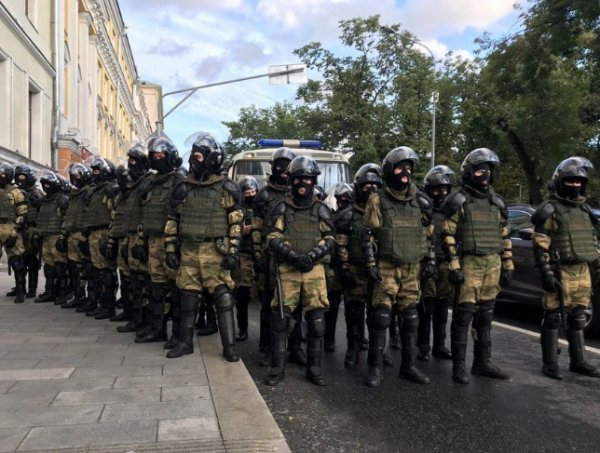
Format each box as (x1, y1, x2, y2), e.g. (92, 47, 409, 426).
(233, 299, 600, 452)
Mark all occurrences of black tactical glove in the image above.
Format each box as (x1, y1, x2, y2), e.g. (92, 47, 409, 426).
(366, 265, 382, 282)
(500, 269, 514, 287)
(541, 273, 559, 293)
(337, 267, 356, 287)
(166, 252, 180, 270)
(131, 242, 148, 263)
(101, 239, 118, 261)
(448, 269, 465, 285)
(55, 235, 67, 253)
(4, 235, 17, 249)
(222, 254, 239, 271)
(78, 239, 90, 256)
(294, 253, 314, 273)
(421, 259, 438, 279)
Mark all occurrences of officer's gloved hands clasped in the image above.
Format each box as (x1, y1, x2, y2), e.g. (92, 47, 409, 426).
(78, 239, 90, 256)
(101, 239, 118, 261)
(165, 251, 180, 270)
(541, 273, 559, 292)
(294, 253, 314, 273)
(421, 259, 438, 279)
(338, 267, 356, 287)
(222, 254, 239, 271)
(4, 235, 17, 249)
(55, 235, 67, 253)
(131, 242, 148, 263)
(366, 265, 382, 282)
(500, 269, 514, 286)
(448, 269, 465, 285)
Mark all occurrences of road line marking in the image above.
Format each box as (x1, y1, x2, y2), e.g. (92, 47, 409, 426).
(493, 320, 600, 355)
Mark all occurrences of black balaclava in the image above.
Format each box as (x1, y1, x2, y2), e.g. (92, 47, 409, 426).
(560, 178, 584, 200)
(15, 174, 27, 190)
(271, 158, 291, 186)
(128, 158, 144, 181)
(150, 154, 170, 175)
(389, 160, 412, 191)
(358, 183, 379, 203)
(291, 176, 315, 205)
(470, 162, 491, 191)
(336, 195, 352, 211)
(429, 185, 450, 208)
(0, 174, 7, 188)
(189, 150, 208, 180)
(91, 170, 103, 185)
(70, 173, 83, 189)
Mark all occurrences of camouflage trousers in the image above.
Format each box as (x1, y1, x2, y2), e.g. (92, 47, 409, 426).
(236, 251, 254, 288)
(271, 262, 329, 313)
(148, 236, 177, 284)
(0, 223, 24, 258)
(421, 261, 453, 301)
(89, 228, 116, 271)
(117, 237, 130, 277)
(543, 262, 591, 311)
(372, 260, 421, 310)
(343, 263, 370, 301)
(325, 263, 343, 293)
(127, 232, 148, 274)
(67, 231, 89, 263)
(41, 234, 67, 266)
(457, 254, 501, 305)
(177, 241, 235, 294)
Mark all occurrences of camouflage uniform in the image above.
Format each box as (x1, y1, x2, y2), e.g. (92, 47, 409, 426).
(441, 148, 513, 384)
(235, 194, 257, 341)
(264, 155, 335, 387)
(0, 164, 28, 303)
(532, 156, 600, 379)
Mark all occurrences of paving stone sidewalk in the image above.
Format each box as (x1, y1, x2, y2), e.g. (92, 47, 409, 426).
(0, 270, 289, 452)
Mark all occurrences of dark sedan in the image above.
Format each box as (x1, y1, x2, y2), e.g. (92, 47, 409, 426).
(498, 204, 600, 336)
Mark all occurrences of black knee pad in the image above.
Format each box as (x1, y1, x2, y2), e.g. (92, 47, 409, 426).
(567, 306, 587, 331)
(453, 303, 476, 327)
(542, 310, 562, 330)
(271, 308, 292, 333)
(306, 309, 326, 337)
(9, 256, 26, 273)
(54, 263, 68, 279)
(474, 300, 495, 330)
(345, 300, 365, 325)
(214, 288, 235, 313)
(371, 305, 391, 331)
(23, 252, 40, 271)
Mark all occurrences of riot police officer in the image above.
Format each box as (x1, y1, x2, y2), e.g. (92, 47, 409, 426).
(440, 148, 513, 384)
(8, 165, 43, 298)
(164, 132, 241, 362)
(335, 164, 383, 368)
(236, 176, 260, 341)
(264, 156, 335, 386)
(34, 171, 69, 305)
(417, 165, 456, 361)
(0, 163, 28, 303)
(362, 147, 434, 387)
(532, 157, 600, 379)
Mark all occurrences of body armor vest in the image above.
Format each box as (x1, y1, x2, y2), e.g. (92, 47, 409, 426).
(0, 185, 17, 224)
(346, 204, 366, 265)
(550, 200, 598, 264)
(241, 204, 254, 254)
(179, 179, 230, 242)
(25, 189, 43, 226)
(261, 183, 287, 238)
(111, 194, 129, 239)
(37, 194, 64, 236)
(458, 194, 503, 255)
(63, 188, 86, 233)
(125, 177, 148, 234)
(83, 183, 112, 229)
(432, 209, 446, 260)
(142, 174, 176, 237)
(376, 191, 427, 264)
(283, 201, 323, 254)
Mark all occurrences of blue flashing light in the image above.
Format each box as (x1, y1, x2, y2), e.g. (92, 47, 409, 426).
(257, 139, 321, 149)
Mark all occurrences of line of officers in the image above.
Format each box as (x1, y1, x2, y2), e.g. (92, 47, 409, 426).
(0, 135, 599, 387)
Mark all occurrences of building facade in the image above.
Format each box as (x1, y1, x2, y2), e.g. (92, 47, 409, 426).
(0, 0, 157, 173)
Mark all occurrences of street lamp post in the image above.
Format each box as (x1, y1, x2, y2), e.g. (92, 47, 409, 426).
(381, 26, 438, 167)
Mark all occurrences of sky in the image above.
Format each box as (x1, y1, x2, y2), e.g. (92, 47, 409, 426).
(118, 0, 524, 153)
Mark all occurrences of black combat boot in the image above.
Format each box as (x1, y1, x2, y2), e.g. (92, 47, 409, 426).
(164, 288, 181, 349)
(95, 270, 117, 320)
(110, 273, 131, 322)
(197, 299, 218, 336)
(85, 272, 102, 316)
(451, 303, 476, 384)
(214, 286, 240, 362)
(77, 272, 97, 313)
(11, 257, 27, 304)
(288, 307, 307, 366)
(135, 284, 168, 343)
(324, 289, 342, 352)
(366, 305, 391, 388)
(389, 304, 401, 350)
(35, 265, 56, 303)
(344, 300, 364, 368)
(53, 263, 69, 306)
(417, 297, 434, 361)
(566, 308, 600, 378)
(167, 291, 199, 358)
(540, 311, 563, 380)
(399, 306, 430, 384)
(62, 264, 84, 308)
(265, 309, 290, 386)
(117, 274, 145, 332)
(432, 298, 452, 359)
(305, 309, 327, 386)
(471, 300, 510, 380)
(235, 286, 250, 341)
(26, 268, 38, 298)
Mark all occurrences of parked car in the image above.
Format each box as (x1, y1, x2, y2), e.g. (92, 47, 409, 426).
(498, 204, 600, 336)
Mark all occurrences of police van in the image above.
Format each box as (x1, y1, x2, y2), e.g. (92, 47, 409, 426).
(228, 139, 351, 192)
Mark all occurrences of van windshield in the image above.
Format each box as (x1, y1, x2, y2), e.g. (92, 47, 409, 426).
(232, 160, 350, 191)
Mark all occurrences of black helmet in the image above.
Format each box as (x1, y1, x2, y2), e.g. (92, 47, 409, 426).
(149, 137, 181, 171)
(334, 182, 354, 200)
(382, 146, 419, 179)
(127, 143, 150, 179)
(40, 171, 62, 194)
(269, 147, 296, 165)
(287, 156, 321, 179)
(14, 164, 36, 188)
(187, 132, 224, 175)
(68, 163, 92, 188)
(0, 163, 15, 185)
(551, 156, 594, 196)
(90, 157, 116, 181)
(354, 163, 383, 187)
(314, 185, 326, 201)
(461, 148, 500, 183)
(239, 176, 259, 193)
(422, 165, 456, 191)
(116, 165, 131, 191)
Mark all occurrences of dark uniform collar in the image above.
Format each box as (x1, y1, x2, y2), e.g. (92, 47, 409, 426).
(384, 183, 417, 202)
(551, 193, 586, 207)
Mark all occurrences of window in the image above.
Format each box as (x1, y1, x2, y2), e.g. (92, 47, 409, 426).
(508, 210, 534, 237)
